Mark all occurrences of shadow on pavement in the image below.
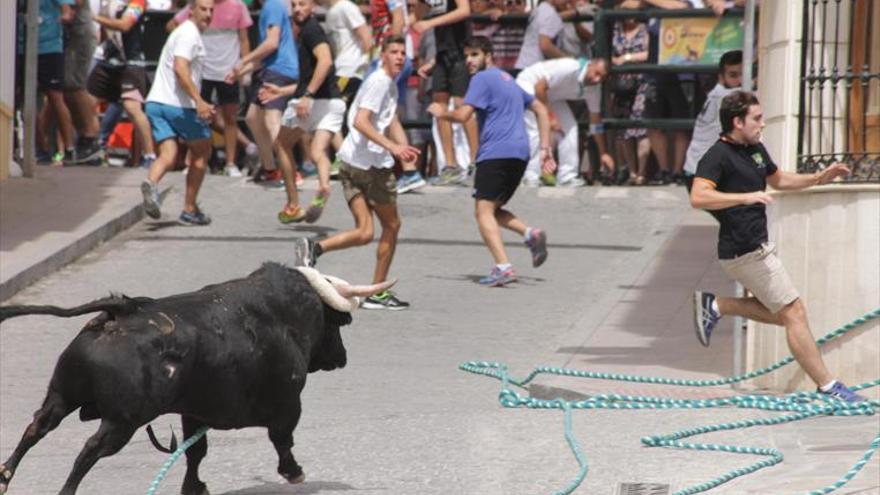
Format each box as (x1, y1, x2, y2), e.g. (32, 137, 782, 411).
(218, 480, 357, 494)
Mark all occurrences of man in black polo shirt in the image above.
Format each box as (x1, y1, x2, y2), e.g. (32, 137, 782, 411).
(690, 91, 861, 402)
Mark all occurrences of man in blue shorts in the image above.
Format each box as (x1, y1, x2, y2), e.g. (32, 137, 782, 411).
(428, 36, 555, 286)
(141, 0, 216, 225)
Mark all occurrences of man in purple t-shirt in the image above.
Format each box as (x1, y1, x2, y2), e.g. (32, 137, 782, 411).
(428, 36, 555, 287)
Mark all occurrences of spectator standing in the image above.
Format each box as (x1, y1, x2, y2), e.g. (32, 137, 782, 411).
(516, 57, 608, 187)
(64, 0, 102, 163)
(514, 0, 568, 70)
(490, 0, 526, 71)
(261, 0, 346, 224)
(169, 0, 253, 177)
(412, 0, 479, 185)
(683, 49, 742, 191)
(295, 36, 420, 310)
(322, 0, 372, 141)
(227, 0, 300, 187)
(89, 0, 158, 168)
(141, 0, 216, 225)
(429, 37, 554, 286)
(691, 91, 862, 402)
(610, 13, 650, 184)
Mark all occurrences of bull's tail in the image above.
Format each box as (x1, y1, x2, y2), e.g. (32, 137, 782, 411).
(146, 424, 178, 454)
(0, 295, 147, 324)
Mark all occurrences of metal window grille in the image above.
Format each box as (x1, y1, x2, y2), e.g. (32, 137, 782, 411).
(798, 0, 880, 181)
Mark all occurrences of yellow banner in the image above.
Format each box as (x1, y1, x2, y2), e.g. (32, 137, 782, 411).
(659, 17, 744, 65)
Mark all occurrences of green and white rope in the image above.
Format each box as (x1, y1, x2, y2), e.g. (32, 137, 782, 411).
(460, 308, 880, 495)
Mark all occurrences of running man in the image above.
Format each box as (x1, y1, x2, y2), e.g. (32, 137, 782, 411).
(690, 91, 861, 402)
(294, 35, 420, 310)
(428, 36, 555, 287)
(168, 0, 252, 177)
(259, 0, 346, 224)
(141, 0, 215, 225)
(226, 0, 299, 186)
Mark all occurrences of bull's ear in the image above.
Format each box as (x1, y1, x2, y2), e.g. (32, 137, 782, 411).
(323, 304, 353, 327)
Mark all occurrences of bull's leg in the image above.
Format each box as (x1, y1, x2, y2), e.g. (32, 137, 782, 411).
(268, 400, 305, 484)
(0, 391, 74, 494)
(180, 416, 209, 495)
(58, 419, 136, 495)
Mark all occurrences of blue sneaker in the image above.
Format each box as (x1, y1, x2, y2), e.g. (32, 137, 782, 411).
(818, 382, 866, 403)
(179, 208, 211, 226)
(397, 172, 427, 193)
(524, 228, 548, 267)
(693, 291, 721, 347)
(140, 181, 162, 219)
(479, 266, 517, 287)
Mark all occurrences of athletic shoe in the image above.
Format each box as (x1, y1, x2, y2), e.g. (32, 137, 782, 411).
(140, 181, 162, 219)
(521, 177, 542, 187)
(558, 177, 586, 187)
(140, 155, 155, 170)
(330, 158, 341, 178)
(479, 266, 517, 287)
(253, 168, 285, 189)
(294, 237, 318, 267)
(223, 164, 243, 178)
(300, 161, 318, 178)
(35, 150, 54, 164)
(432, 166, 467, 186)
(540, 172, 557, 186)
(525, 228, 548, 268)
(818, 382, 866, 403)
(179, 208, 212, 226)
(361, 291, 410, 310)
(693, 291, 721, 347)
(397, 172, 427, 193)
(278, 205, 306, 224)
(72, 140, 102, 164)
(304, 195, 326, 223)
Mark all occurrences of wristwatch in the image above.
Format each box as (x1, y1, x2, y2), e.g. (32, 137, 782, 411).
(303, 90, 315, 98)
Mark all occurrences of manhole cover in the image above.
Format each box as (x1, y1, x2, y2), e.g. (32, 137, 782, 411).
(616, 482, 670, 495)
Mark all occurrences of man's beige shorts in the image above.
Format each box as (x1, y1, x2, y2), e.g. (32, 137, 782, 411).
(719, 242, 799, 314)
(339, 163, 397, 206)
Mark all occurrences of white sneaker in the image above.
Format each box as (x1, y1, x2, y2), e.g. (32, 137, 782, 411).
(224, 164, 243, 178)
(521, 177, 542, 187)
(557, 177, 586, 187)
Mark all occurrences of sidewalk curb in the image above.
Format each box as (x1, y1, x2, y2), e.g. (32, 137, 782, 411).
(0, 186, 172, 303)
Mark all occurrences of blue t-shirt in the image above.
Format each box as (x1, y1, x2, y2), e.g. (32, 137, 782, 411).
(464, 67, 534, 163)
(259, 0, 299, 79)
(38, 0, 76, 54)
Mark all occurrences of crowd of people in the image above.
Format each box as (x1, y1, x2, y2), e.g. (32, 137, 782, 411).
(16, 0, 868, 403)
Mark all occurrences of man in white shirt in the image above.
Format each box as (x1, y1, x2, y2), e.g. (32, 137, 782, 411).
(516, 57, 608, 186)
(683, 50, 742, 192)
(294, 35, 420, 310)
(514, 0, 569, 70)
(140, 0, 216, 225)
(322, 0, 372, 107)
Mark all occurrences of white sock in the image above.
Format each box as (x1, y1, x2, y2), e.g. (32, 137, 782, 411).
(524, 227, 534, 241)
(496, 263, 512, 271)
(711, 299, 720, 314)
(820, 380, 837, 392)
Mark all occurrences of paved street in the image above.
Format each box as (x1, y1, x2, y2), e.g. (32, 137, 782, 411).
(1, 171, 877, 495)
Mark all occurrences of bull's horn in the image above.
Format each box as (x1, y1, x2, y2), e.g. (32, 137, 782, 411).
(331, 278, 397, 298)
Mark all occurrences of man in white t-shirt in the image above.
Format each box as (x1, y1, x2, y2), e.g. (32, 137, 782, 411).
(516, 57, 608, 186)
(141, 0, 216, 226)
(322, 0, 372, 104)
(294, 35, 420, 310)
(514, 0, 569, 70)
(683, 50, 742, 192)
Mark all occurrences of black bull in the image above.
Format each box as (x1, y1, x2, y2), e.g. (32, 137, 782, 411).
(0, 263, 357, 495)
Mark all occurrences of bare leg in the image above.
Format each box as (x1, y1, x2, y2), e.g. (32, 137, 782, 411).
(147, 139, 179, 184)
(386, 118, 418, 173)
(276, 127, 302, 209)
(183, 139, 211, 213)
(475, 199, 509, 265)
(672, 130, 690, 175)
(122, 98, 155, 156)
(636, 135, 651, 179)
(309, 129, 333, 197)
(46, 90, 76, 150)
(245, 104, 277, 171)
(220, 103, 239, 166)
(371, 203, 401, 284)
(717, 296, 784, 325)
(433, 92, 456, 170)
(318, 194, 373, 253)
(648, 129, 669, 174)
(64, 89, 99, 139)
(778, 299, 833, 387)
(495, 207, 527, 236)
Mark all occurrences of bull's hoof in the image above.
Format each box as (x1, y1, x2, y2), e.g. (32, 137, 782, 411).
(0, 464, 12, 494)
(181, 481, 210, 495)
(282, 472, 305, 484)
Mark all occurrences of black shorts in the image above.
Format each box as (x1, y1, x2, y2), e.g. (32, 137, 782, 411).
(432, 50, 470, 97)
(473, 158, 527, 205)
(643, 73, 690, 119)
(38, 53, 65, 92)
(251, 68, 298, 111)
(86, 63, 148, 102)
(200, 79, 241, 106)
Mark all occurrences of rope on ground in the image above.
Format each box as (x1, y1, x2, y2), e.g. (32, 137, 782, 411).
(459, 308, 880, 495)
(146, 426, 209, 495)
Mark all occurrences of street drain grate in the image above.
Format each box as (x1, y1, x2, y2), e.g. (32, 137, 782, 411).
(616, 482, 671, 495)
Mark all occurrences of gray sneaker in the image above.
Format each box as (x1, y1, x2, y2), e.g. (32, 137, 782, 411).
(294, 237, 318, 267)
(140, 181, 161, 219)
(432, 166, 468, 186)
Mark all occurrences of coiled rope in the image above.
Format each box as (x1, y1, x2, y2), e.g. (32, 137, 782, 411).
(459, 308, 880, 495)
